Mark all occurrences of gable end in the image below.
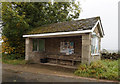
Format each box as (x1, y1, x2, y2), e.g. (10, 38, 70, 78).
(92, 20, 104, 37)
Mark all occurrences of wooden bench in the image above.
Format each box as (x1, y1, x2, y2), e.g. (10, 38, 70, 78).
(46, 55, 81, 66)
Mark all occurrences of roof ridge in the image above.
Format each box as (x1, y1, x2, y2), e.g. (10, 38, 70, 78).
(75, 16, 100, 21)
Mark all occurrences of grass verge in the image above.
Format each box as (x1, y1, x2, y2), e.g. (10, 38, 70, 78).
(2, 59, 27, 65)
(74, 59, 119, 81)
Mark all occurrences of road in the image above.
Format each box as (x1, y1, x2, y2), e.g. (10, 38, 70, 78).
(2, 69, 118, 84)
(2, 63, 119, 83)
(2, 69, 96, 82)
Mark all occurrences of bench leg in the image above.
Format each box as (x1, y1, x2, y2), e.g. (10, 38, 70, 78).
(72, 60, 74, 66)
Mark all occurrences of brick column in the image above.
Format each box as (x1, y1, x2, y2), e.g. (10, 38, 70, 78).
(25, 38, 32, 60)
(81, 34, 91, 64)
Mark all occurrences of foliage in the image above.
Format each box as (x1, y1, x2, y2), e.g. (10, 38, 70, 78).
(101, 52, 120, 60)
(2, 53, 25, 60)
(118, 50, 120, 54)
(101, 49, 120, 60)
(2, 2, 81, 59)
(2, 36, 16, 54)
(2, 36, 25, 59)
(74, 59, 119, 81)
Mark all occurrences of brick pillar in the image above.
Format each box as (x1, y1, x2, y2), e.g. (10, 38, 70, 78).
(25, 38, 32, 60)
(81, 34, 91, 64)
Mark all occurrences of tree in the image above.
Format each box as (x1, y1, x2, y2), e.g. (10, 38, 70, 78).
(2, 2, 81, 59)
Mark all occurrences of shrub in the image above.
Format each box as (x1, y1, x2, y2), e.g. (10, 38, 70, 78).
(2, 36, 25, 60)
(2, 53, 25, 60)
(74, 59, 119, 80)
(101, 52, 120, 60)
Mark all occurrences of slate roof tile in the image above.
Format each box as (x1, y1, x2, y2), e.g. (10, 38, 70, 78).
(27, 16, 100, 35)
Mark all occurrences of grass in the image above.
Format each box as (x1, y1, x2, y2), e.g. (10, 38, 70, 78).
(2, 59, 27, 65)
(2, 53, 26, 65)
(74, 59, 119, 81)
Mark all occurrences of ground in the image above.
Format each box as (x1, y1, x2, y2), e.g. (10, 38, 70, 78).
(2, 63, 119, 83)
(3, 69, 101, 82)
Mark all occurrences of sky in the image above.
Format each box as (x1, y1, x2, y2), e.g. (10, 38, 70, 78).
(78, 0, 119, 51)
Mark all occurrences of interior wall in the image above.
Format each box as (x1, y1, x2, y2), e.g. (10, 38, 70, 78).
(45, 36, 82, 56)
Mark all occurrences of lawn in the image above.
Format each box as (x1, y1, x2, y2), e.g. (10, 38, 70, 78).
(74, 59, 119, 81)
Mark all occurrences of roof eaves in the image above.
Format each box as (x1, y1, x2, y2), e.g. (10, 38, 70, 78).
(23, 30, 92, 38)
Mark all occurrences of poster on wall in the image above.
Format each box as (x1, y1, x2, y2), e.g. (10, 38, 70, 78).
(60, 42, 74, 55)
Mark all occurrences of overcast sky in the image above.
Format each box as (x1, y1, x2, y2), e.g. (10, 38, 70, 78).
(78, 0, 119, 51)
